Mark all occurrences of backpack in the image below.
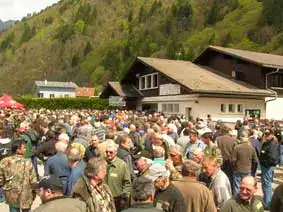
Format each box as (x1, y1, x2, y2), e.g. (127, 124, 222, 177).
(23, 129, 41, 146)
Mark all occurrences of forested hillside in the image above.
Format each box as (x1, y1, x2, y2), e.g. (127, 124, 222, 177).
(0, 0, 282, 95)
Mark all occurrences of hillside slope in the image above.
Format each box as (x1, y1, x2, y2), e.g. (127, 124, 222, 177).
(0, 0, 282, 95)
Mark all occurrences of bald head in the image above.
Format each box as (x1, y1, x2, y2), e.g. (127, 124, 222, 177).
(67, 147, 81, 164)
(129, 124, 136, 133)
(242, 176, 257, 188)
(192, 148, 204, 164)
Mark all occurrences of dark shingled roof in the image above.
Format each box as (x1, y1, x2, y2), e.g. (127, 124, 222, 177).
(107, 81, 143, 97)
(137, 57, 274, 96)
(206, 46, 283, 68)
(35, 81, 78, 88)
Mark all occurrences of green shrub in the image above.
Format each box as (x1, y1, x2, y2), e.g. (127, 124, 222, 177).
(15, 97, 109, 110)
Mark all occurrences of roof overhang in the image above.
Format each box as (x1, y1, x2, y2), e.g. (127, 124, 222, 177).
(195, 46, 283, 70)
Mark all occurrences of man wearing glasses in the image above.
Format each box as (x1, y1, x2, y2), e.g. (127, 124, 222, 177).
(106, 141, 132, 212)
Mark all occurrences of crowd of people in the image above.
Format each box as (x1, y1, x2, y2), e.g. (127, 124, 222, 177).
(0, 109, 282, 212)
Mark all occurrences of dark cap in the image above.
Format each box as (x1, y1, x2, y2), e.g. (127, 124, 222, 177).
(189, 129, 199, 135)
(32, 175, 63, 191)
(264, 129, 274, 136)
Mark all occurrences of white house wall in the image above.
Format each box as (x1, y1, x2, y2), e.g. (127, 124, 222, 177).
(36, 87, 76, 98)
(196, 97, 266, 122)
(266, 97, 283, 120)
(143, 96, 266, 122)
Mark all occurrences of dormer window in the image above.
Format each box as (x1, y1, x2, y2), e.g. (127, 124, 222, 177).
(139, 73, 158, 90)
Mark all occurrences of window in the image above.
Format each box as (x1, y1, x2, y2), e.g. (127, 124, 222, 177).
(139, 73, 158, 90)
(140, 77, 145, 89)
(146, 75, 151, 89)
(162, 104, 166, 112)
(64, 94, 69, 98)
(168, 104, 173, 112)
(228, 104, 235, 113)
(173, 104, 179, 113)
(221, 104, 241, 113)
(153, 74, 158, 87)
(161, 103, 179, 113)
(49, 94, 55, 98)
(237, 104, 243, 113)
(220, 104, 226, 113)
(37, 93, 43, 98)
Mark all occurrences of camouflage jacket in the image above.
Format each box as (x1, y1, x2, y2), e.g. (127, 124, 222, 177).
(0, 154, 37, 209)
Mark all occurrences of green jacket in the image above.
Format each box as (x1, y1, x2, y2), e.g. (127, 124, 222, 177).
(72, 176, 116, 212)
(221, 196, 264, 212)
(122, 203, 162, 212)
(106, 157, 132, 198)
(33, 197, 87, 212)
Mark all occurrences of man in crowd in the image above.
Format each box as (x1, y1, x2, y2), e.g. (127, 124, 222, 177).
(166, 145, 183, 180)
(259, 129, 280, 210)
(128, 124, 142, 155)
(148, 163, 186, 212)
(202, 132, 223, 165)
(192, 148, 205, 164)
(202, 156, 232, 210)
(117, 135, 135, 179)
(231, 132, 258, 195)
(221, 176, 264, 212)
(173, 160, 217, 212)
(72, 157, 116, 212)
(39, 120, 56, 143)
(115, 123, 128, 144)
(36, 120, 57, 161)
(216, 126, 237, 186)
(185, 129, 206, 160)
(136, 157, 151, 177)
(122, 176, 162, 212)
(167, 124, 179, 143)
(66, 147, 86, 196)
(177, 128, 190, 149)
(91, 117, 106, 141)
(45, 141, 70, 195)
(106, 141, 132, 211)
(0, 139, 37, 212)
(73, 121, 93, 148)
(33, 175, 87, 212)
(142, 132, 169, 160)
(84, 135, 100, 162)
(57, 133, 70, 144)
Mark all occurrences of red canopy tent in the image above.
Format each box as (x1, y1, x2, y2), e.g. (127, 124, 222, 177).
(0, 95, 24, 110)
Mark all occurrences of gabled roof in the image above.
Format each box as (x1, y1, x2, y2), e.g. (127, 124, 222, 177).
(107, 81, 143, 97)
(137, 57, 274, 96)
(35, 81, 78, 88)
(201, 46, 283, 69)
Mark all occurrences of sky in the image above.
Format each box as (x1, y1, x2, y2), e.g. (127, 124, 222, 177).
(0, 0, 60, 21)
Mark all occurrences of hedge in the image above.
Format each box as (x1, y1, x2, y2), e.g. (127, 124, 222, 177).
(15, 97, 109, 110)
